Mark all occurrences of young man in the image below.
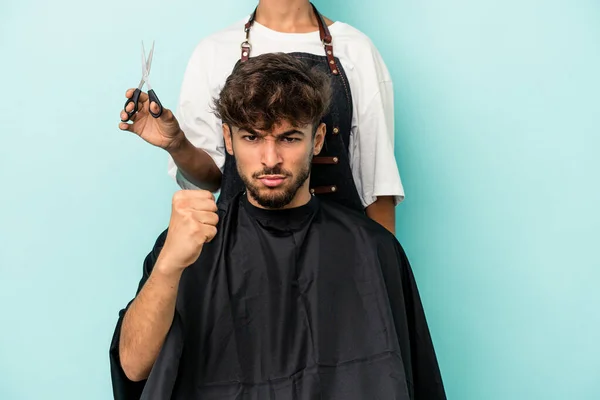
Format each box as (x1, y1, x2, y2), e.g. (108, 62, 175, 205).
(112, 53, 445, 400)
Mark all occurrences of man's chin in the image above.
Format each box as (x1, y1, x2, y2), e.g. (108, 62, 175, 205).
(248, 187, 293, 209)
(255, 192, 289, 207)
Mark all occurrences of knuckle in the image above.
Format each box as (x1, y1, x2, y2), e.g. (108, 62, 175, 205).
(195, 230, 207, 244)
(207, 225, 217, 236)
(172, 190, 184, 204)
(204, 211, 219, 226)
(173, 190, 192, 207)
(190, 220, 202, 233)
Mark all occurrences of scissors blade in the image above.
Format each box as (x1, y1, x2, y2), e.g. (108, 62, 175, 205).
(141, 41, 148, 78)
(145, 41, 155, 75)
(135, 77, 145, 90)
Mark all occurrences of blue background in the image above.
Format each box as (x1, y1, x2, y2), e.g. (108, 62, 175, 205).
(0, 0, 598, 399)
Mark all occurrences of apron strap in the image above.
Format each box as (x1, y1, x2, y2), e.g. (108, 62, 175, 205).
(240, 10, 254, 62)
(311, 3, 339, 75)
(240, 2, 339, 75)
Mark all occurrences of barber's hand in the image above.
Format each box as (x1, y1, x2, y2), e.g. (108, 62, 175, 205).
(119, 88, 184, 151)
(158, 190, 219, 273)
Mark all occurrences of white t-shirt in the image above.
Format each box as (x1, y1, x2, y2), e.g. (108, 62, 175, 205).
(169, 17, 405, 207)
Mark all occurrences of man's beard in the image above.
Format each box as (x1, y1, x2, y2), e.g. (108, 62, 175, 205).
(238, 161, 311, 209)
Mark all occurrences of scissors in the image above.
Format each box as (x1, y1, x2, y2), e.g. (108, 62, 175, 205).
(123, 41, 163, 120)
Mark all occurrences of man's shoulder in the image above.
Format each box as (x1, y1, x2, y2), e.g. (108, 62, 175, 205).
(317, 200, 397, 243)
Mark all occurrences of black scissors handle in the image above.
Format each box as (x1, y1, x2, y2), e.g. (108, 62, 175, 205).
(122, 88, 163, 120)
(123, 88, 142, 121)
(148, 89, 163, 118)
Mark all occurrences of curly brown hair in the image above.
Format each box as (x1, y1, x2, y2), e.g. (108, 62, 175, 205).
(213, 53, 332, 133)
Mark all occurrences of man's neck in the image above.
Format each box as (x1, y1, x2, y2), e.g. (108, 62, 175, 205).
(254, 0, 318, 33)
(282, 189, 312, 210)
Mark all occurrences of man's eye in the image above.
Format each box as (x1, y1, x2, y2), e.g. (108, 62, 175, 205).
(243, 135, 257, 142)
(282, 137, 299, 143)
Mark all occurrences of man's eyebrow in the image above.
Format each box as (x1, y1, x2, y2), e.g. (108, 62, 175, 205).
(237, 127, 305, 137)
(237, 127, 261, 136)
(278, 129, 305, 137)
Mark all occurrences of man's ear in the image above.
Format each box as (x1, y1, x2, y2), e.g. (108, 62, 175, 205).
(223, 124, 234, 155)
(313, 123, 326, 155)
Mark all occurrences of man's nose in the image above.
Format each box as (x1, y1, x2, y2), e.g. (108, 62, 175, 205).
(261, 139, 282, 168)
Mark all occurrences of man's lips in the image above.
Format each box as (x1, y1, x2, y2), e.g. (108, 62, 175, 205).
(257, 175, 287, 187)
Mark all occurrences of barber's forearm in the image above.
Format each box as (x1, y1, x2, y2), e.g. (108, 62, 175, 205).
(119, 260, 183, 382)
(365, 196, 396, 235)
(168, 135, 222, 192)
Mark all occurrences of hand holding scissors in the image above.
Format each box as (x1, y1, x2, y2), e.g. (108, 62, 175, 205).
(123, 41, 163, 119)
(120, 41, 183, 150)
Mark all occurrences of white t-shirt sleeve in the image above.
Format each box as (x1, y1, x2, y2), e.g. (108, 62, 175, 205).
(350, 49, 405, 207)
(167, 41, 226, 190)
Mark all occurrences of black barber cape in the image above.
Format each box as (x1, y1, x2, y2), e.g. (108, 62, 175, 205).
(110, 192, 446, 399)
